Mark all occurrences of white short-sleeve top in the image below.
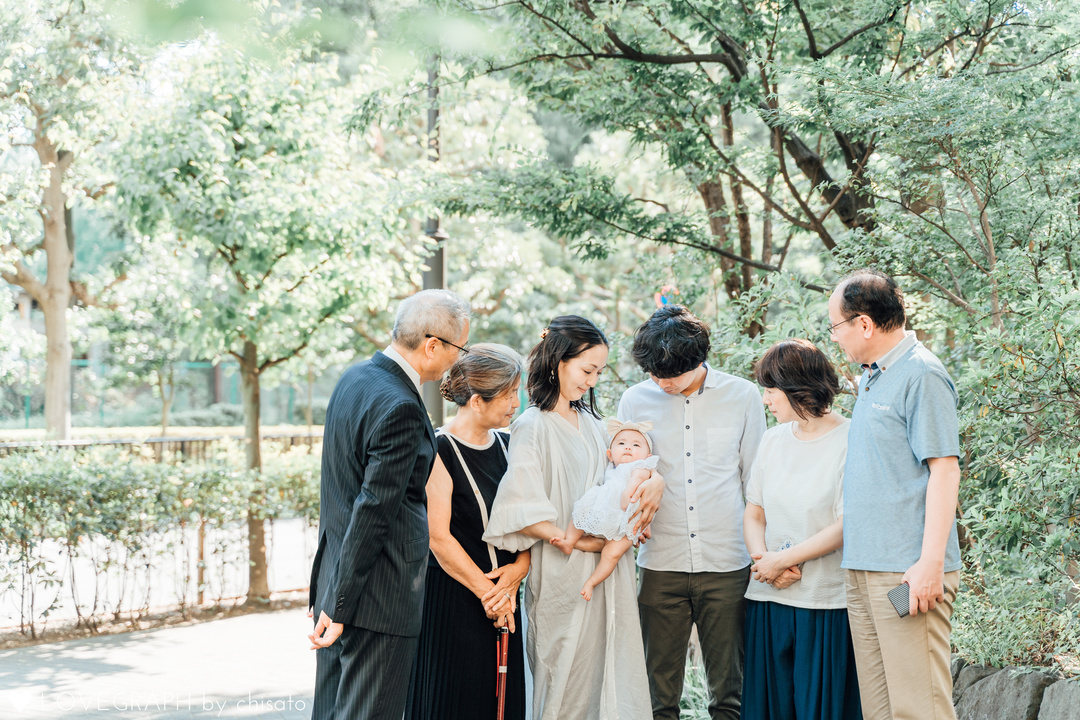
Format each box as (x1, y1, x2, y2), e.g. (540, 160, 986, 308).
(744, 418, 849, 610)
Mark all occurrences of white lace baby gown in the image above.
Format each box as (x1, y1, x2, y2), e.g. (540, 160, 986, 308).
(572, 455, 659, 543)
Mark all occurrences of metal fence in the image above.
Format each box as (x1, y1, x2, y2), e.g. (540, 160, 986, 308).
(0, 431, 323, 461)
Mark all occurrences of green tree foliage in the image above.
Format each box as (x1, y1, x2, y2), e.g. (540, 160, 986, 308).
(115, 35, 430, 600)
(819, 62, 1080, 668)
(95, 238, 204, 434)
(428, 0, 1080, 669)
(0, 0, 134, 438)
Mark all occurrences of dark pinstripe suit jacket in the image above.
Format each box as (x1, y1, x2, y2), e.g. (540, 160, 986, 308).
(309, 352, 436, 637)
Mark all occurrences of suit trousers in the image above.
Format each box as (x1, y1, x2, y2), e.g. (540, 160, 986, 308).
(312, 623, 419, 720)
(638, 566, 751, 720)
(845, 569, 960, 720)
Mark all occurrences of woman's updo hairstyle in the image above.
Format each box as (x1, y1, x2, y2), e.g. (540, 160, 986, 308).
(440, 343, 524, 407)
(527, 315, 608, 419)
(754, 338, 840, 420)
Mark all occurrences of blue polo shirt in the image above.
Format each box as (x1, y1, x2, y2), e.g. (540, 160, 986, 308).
(842, 332, 962, 573)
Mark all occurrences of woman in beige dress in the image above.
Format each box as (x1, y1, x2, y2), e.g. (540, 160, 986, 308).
(484, 315, 663, 720)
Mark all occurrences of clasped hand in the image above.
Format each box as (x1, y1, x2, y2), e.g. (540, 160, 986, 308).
(480, 563, 526, 632)
(750, 551, 802, 589)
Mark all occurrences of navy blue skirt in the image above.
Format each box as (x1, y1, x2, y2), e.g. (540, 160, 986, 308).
(742, 600, 862, 720)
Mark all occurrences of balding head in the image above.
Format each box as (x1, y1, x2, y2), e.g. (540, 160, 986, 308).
(835, 269, 906, 333)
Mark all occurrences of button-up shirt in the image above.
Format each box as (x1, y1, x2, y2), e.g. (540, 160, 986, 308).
(618, 364, 766, 573)
(382, 345, 422, 394)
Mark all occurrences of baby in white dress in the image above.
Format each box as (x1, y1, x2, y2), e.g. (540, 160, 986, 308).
(551, 419, 659, 600)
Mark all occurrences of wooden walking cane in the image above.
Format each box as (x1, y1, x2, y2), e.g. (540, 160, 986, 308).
(496, 626, 509, 720)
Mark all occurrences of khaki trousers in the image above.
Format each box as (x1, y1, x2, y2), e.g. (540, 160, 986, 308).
(845, 569, 960, 720)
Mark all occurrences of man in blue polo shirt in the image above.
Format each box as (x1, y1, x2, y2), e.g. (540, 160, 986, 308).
(828, 269, 962, 720)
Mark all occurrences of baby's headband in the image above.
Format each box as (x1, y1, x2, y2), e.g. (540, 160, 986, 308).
(605, 418, 654, 453)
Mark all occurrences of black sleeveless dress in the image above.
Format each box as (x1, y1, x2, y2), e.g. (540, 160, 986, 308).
(405, 430, 527, 720)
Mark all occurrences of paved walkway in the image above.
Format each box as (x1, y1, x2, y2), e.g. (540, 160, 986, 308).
(0, 609, 315, 719)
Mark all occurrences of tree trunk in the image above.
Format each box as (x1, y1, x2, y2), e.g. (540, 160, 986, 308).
(38, 141, 75, 440)
(240, 340, 271, 603)
(719, 104, 757, 299)
(41, 295, 72, 439)
(697, 181, 741, 300)
(157, 366, 175, 436)
(305, 364, 315, 432)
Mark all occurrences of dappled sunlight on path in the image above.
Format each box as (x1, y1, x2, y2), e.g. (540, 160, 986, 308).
(0, 609, 313, 719)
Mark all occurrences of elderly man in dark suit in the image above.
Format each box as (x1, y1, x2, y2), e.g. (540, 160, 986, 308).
(308, 289, 471, 720)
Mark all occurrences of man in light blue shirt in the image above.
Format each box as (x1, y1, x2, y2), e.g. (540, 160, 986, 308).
(828, 269, 961, 720)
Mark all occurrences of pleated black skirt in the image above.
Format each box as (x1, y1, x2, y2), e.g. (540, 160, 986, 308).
(405, 563, 527, 720)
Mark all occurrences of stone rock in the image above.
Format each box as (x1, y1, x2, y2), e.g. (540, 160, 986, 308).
(952, 654, 969, 684)
(954, 664, 1001, 705)
(955, 669, 1057, 720)
(1038, 679, 1080, 720)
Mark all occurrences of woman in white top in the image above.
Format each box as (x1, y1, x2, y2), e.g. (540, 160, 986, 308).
(483, 315, 662, 720)
(742, 339, 862, 720)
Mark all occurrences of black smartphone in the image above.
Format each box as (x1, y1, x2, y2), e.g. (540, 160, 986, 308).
(887, 582, 910, 618)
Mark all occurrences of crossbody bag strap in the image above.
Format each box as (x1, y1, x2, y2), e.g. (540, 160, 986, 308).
(437, 430, 506, 572)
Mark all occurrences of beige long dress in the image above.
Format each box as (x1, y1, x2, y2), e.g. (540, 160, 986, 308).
(483, 407, 652, 720)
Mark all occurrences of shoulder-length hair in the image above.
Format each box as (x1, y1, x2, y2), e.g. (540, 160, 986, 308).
(526, 315, 608, 419)
(754, 339, 840, 419)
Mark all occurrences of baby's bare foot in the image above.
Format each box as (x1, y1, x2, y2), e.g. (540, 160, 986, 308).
(581, 583, 595, 601)
(549, 536, 574, 556)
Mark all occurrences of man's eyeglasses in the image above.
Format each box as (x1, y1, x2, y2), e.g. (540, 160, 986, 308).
(826, 316, 858, 335)
(426, 334, 469, 354)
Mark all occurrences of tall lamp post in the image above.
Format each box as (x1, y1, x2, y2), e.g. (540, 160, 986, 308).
(422, 55, 448, 426)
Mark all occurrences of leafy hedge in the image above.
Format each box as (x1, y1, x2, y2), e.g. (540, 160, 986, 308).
(0, 443, 320, 638)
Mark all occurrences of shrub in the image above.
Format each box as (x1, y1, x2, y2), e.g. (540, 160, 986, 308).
(170, 403, 245, 427)
(0, 442, 320, 638)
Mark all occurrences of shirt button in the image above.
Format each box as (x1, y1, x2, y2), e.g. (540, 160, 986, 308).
(687, 479, 693, 483)
(685, 399, 690, 404)
(685, 452, 690, 456)
(689, 506, 694, 510)
(685, 425, 690, 429)
(690, 533, 696, 538)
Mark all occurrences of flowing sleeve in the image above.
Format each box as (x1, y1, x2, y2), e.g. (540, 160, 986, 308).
(483, 409, 558, 553)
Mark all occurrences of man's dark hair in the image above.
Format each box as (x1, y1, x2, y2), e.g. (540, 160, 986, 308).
(755, 339, 840, 420)
(527, 315, 608, 418)
(631, 305, 711, 378)
(839, 269, 906, 333)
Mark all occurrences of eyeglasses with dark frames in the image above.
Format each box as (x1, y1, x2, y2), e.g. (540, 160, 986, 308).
(826, 316, 858, 335)
(425, 334, 469, 354)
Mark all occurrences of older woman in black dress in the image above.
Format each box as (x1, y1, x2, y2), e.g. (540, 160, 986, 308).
(405, 343, 530, 720)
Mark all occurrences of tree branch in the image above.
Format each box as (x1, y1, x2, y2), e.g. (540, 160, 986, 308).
(791, 0, 821, 59)
(902, 269, 979, 316)
(773, 129, 837, 249)
(819, 3, 907, 58)
(258, 305, 341, 372)
(573, 204, 827, 292)
(689, 122, 813, 230)
(70, 273, 126, 309)
(520, 0, 597, 55)
(1, 257, 47, 304)
(985, 40, 1080, 75)
(81, 182, 114, 201)
(574, 0, 747, 78)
